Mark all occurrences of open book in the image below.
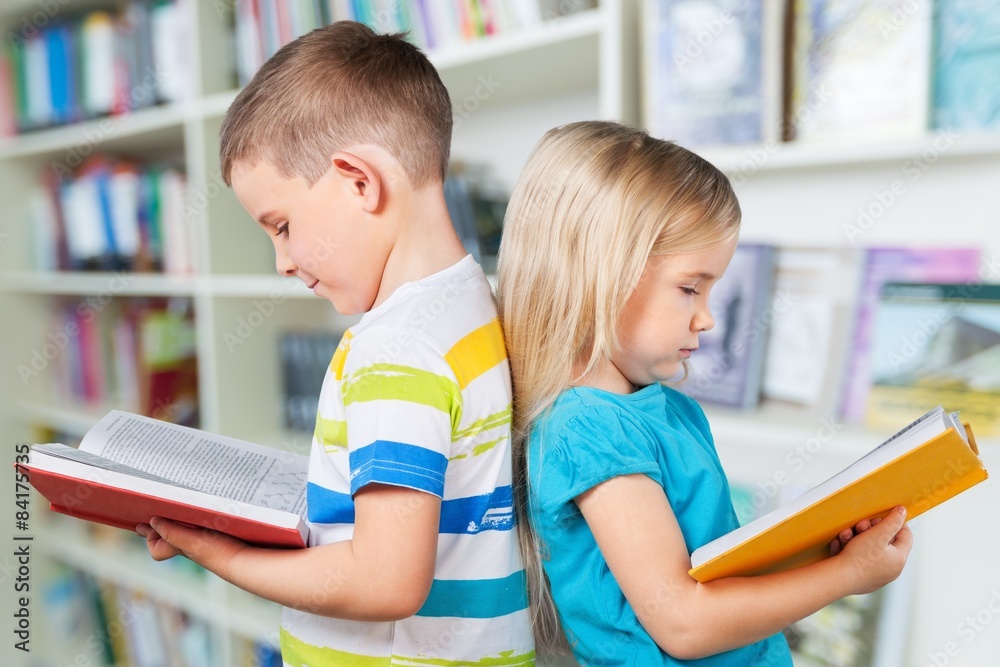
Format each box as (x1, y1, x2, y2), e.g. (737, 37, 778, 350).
(690, 406, 988, 582)
(18, 411, 309, 548)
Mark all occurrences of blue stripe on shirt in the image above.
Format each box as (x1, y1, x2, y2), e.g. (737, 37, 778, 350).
(440, 485, 515, 533)
(416, 570, 529, 618)
(307, 482, 516, 534)
(306, 483, 355, 524)
(349, 440, 448, 497)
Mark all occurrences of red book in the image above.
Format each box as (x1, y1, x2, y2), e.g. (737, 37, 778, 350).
(20, 411, 309, 548)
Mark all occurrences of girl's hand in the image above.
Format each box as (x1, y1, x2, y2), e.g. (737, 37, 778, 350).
(136, 517, 249, 579)
(834, 505, 913, 595)
(827, 516, 881, 556)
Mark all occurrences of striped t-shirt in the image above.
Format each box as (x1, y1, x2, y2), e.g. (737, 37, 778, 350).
(280, 255, 535, 666)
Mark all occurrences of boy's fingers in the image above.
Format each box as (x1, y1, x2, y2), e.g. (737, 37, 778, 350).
(856, 518, 871, 532)
(839, 528, 854, 543)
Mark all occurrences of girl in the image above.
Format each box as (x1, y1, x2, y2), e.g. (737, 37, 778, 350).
(496, 121, 911, 665)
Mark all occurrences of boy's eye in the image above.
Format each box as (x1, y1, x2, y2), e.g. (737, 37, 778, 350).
(275, 223, 289, 237)
(680, 286, 700, 296)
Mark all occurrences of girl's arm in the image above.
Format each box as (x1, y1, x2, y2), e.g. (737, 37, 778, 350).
(137, 483, 439, 621)
(576, 473, 912, 660)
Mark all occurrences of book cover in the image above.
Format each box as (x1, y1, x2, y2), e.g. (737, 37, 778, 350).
(761, 247, 863, 412)
(677, 243, 774, 408)
(690, 406, 987, 582)
(643, 0, 769, 146)
(933, 0, 1000, 132)
(788, 0, 932, 142)
(867, 282, 1000, 436)
(20, 411, 310, 548)
(839, 247, 982, 424)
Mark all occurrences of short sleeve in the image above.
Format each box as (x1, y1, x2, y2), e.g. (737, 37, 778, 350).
(340, 325, 460, 498)
(531, 404, 661, 516)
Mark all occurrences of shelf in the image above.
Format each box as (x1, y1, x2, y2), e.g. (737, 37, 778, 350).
(34, 523, 279, 644)
(1, 271, 199, 297)
(0, 103, 190, 161)
(698, 131, 1000, 175)
(12, 401, 109, 437)
(428, 9, 603, 70)
(206, 275, 316, 298)
(200, 9, 606, 123)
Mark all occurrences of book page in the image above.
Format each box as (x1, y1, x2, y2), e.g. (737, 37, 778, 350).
(80, 411, 308, 515)
(34, 443, 200, 490)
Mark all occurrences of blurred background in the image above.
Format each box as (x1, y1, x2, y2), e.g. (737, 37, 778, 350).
(0, 0, 998, 665)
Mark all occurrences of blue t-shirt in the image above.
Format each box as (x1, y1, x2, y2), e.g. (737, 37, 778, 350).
(527, 383, 793, 666)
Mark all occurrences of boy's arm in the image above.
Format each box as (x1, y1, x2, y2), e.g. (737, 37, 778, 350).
(138, 483, 440, 621)
(576, 473, 911, 660)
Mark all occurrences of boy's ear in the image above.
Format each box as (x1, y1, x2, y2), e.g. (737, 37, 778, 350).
(330, 151, 381, 213)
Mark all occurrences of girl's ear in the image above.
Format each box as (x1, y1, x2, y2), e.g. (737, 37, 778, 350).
(330, 151, 382, 213)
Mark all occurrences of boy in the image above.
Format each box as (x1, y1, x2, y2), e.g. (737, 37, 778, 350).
(137, 22, 534, 665)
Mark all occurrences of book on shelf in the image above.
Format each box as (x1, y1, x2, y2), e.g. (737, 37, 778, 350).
(642, 0, 786, 147)
(933, 0, 1000, 132)
(761, 246, 862, 414)
(19, 410, 308, 548)
(690, 405, 988, 582)
(31, 156, 191, 274)
(1, 0, 191, 133)
(867, 282, 1000, 436)
(839, 247, 982, 424)
(232, 0, 584, 85)
(785, 0, 932, 142)
(280, 330, 341, 432)
(678, 242, 774, 408)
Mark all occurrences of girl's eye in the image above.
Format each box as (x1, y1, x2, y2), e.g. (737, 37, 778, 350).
(275, 223, 289, 237)
(681, 286, 700, 296)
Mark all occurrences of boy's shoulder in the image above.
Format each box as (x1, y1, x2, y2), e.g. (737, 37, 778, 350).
(344, 256, 506, 380)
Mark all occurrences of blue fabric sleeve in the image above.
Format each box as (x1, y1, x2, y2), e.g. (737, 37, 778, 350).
(532, 405, 661, 517)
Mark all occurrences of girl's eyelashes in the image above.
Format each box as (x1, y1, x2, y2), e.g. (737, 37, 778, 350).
(680, 286, 700, 296)
(275, 222, 289, 237)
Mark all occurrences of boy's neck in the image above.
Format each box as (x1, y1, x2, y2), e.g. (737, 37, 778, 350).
(372, 183, 469, 309)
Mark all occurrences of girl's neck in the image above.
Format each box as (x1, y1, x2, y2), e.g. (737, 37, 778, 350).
(573, 357, 637, 395)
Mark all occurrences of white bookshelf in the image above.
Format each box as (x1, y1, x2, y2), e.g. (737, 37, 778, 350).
(3, 0, 999, 665)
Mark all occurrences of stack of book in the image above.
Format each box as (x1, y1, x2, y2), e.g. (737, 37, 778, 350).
(30, 156, 191, 274)
(0, 0, 191, 134)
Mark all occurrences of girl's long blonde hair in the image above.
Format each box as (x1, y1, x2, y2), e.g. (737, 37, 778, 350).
(496, 121, 741, 656)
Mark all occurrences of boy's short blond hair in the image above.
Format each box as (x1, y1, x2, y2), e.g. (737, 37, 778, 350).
(220, 21, 453, 188)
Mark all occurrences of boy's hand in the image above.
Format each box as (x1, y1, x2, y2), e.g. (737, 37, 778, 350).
(136, 517, 249, 578)
(827, 516, 881, 556)
(832, 505, 913, 595)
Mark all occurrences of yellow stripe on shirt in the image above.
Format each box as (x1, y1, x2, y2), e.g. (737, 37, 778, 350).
(444, 319, 507, 389)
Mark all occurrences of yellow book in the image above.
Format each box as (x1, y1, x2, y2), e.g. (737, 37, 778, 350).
(689, 406, 988, 582)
